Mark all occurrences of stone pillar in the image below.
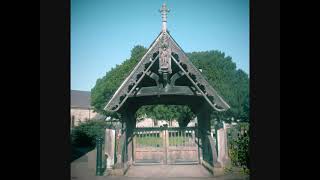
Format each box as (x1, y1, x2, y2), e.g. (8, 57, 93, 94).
(217, 128, 231, 167)
(105, 128, 115, 169)
(114, 128, 123, 169)
(110, 127, 126, 176)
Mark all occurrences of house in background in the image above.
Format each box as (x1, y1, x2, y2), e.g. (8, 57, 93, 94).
(71, 90, 99, 128)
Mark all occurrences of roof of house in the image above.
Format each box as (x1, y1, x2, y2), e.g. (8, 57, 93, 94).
(71, 90, 92, 108)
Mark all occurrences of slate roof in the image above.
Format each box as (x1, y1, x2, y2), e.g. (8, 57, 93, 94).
(71, 90, 92, 109)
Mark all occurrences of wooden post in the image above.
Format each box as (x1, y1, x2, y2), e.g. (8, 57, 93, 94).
(197, 105, 219, 167)
(165, 127, 169, 164)
(132, 132, 136, 164)
(121, 122, 127, 170)
(120, 107, 137, 171)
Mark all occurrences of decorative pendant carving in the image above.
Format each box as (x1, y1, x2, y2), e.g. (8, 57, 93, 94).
(159, 33, 172, 74)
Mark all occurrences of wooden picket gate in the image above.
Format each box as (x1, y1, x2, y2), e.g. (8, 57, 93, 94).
(133, 127, 199, 165)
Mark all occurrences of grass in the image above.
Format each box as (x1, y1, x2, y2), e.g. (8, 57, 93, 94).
(169, 136, 186, 146)
(136, 136, 163, 147)
(135, 136, 191, 147)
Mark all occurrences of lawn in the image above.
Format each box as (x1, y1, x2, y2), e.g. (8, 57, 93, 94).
(135, 136, 163, 147)
(135, 136, 191, 147)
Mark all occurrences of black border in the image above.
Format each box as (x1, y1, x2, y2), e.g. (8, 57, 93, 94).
(250, 0, 280, 179)
(40, 0, 70, 180)
(40, 0, 280, 179)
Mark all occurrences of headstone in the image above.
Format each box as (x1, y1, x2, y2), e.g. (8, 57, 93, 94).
(105, 128, 115, 169)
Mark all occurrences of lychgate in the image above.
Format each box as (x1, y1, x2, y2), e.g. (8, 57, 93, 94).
(103, 3, 230, 175)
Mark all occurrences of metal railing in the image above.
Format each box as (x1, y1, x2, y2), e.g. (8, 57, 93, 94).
(96, 129, 106, 176)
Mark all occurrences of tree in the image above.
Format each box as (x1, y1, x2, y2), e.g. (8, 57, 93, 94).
(176, 106, 195, 127)
(188, 51, 249, 122)
(91, 46, 249, 124)
(91, 45, 147, 119)
(136, 105, 195, 127)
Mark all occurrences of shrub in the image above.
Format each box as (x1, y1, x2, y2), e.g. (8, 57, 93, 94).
(71, 120, 107, 147)
(228, 122, 249, 171)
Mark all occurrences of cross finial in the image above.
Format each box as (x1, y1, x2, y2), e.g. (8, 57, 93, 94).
(159, 3, 170, 32)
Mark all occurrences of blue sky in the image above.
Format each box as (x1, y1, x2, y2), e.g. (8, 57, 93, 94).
(71, 0, 249, 91)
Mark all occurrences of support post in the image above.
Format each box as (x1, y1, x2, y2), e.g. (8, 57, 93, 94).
(122, 121, 128, 171)
(125, 109, 136, 167)
(163, 124, 169, 164)
(196, 105, 221, 175)
(112, 107, 137, 175)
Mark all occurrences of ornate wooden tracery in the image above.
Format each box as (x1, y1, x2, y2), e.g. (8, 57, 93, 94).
(104, 31, 230, 113)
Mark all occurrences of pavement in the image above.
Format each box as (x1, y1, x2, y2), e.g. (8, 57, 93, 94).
(71, 149, 249, 180)
(72, 175, 249, 180)
(125, 164, 212, 178)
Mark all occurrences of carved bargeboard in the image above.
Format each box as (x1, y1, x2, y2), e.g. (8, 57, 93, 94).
(104, 31, 230, 112)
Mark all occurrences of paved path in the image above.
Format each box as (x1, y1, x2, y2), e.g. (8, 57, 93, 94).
(71, 149, 97, 179)
(72, 175, 248, 180)
(125, 165, 212, 178)
(71, 150, 249, 180)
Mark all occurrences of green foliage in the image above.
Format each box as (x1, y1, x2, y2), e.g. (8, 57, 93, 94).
(188, 50, 249, 122)
(91, 45, 147, 118)
(136, 105, 195, 127)
(71, 120, 107, 147)
(91, 46, 249, 123)
(176, 106, 195, 127)
(227, 123, 250, 171)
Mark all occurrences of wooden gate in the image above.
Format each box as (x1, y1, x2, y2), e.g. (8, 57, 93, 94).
(133, 127, 199, 165)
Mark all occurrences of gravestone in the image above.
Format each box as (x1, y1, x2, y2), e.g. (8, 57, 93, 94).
(105, 128, 115, 169)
